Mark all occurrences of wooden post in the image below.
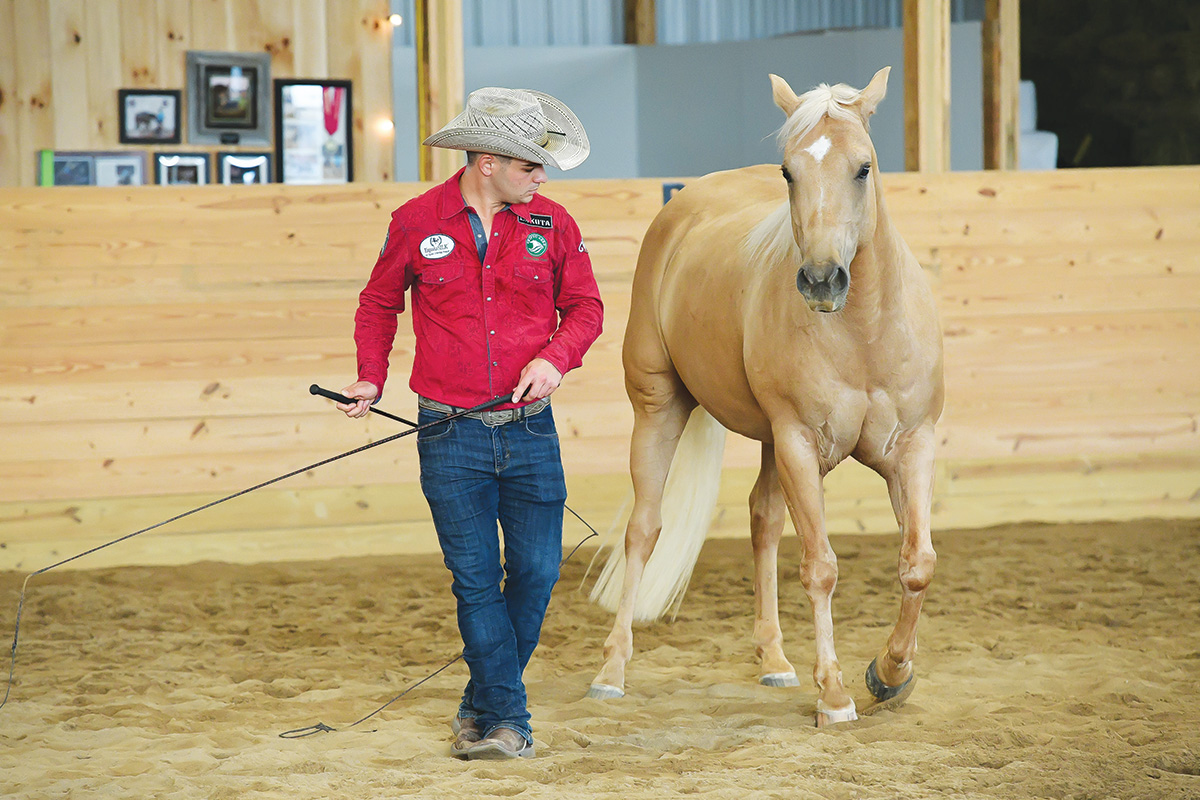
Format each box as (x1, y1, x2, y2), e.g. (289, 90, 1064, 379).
(982, 0, 1020, 170)
(903, 0, 950, 173)
(624, 0, 656, 45)
(414, 0, 463, 182)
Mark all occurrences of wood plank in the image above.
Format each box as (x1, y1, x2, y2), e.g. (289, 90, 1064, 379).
(120, 0, 161, 86)
(414, 0, 462, 182)
(155, 0, 192, 87)
(48, 0, 90, 150)
(189, 0, 234, 50)
(982, 0, 1020, 170)
(0, 0, 19, 186)
(902, 0, 950, 172)
(623, 0, 656, 45)
(12, 0, 53, 187)
(84, 0, 124, 146)
(236, 0, 294, 77)
(291, 0, 330, 77)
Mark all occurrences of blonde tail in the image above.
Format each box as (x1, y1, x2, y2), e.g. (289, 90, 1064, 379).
(588, 407, 726, 621)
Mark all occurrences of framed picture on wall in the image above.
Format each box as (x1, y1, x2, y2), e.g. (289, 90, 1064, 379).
(118, 89, 182, 144)
(217, 151, 272, 184)
(186, 51, 271, 145)
(274, 79, 353, 185)
(154, 152, 212, 185)
(37, 150, 148, 187)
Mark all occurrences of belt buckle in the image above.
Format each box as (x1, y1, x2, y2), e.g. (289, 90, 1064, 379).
(480, 408, 509, 427)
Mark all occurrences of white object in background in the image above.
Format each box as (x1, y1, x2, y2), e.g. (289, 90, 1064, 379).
(1019, 80, 1059, 170)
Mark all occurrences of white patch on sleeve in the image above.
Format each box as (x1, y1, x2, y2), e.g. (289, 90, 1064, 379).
(805, 135, 832, 163)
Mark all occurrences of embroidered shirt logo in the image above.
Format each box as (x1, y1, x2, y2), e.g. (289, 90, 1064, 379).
(419, 234, 454, 259)
(524, 233, 548, 257)
(520, 213, 553, 230)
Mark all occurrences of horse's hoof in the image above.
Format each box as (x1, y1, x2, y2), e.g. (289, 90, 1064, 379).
(585, 683, 625, 700)
(815, 698, 858, 727)
(759, 672, 800, 688)
(863, 657, 916, 712)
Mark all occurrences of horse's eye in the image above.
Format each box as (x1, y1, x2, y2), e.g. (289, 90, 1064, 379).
(856, 164, 871, 181)
(781, 165, 793, 184)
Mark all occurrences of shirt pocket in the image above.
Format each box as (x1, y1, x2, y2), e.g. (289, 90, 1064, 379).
(512, 262, 555, 317)
(417, 261, 465, 287)
(514, 262, 552, 288)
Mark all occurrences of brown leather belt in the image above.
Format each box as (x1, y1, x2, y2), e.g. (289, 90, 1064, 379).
(418, 395, 550, 427)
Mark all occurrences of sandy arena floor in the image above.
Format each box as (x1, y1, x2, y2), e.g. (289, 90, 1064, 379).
(2, 519, 1198, 799)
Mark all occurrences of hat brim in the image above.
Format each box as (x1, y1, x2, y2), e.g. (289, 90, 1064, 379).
(423, 90, 590, 171)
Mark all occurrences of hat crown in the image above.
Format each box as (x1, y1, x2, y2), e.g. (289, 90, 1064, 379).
(463, 90, 549, 148)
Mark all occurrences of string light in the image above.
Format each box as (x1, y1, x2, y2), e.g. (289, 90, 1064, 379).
(376, 118, 395, 135)
(388, 14, 403, 26)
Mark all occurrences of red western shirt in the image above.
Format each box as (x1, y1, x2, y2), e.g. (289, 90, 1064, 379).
(354, 169, 604, 410)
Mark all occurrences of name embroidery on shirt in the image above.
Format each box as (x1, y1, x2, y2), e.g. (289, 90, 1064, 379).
(519, 213, 553, 230)
(419, 234, 455, 259)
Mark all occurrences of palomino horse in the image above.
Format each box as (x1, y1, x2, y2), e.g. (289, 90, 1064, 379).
(587, 67, 944, 727)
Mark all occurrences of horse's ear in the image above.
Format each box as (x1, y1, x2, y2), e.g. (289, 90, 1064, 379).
(770, 74, 801, 117)
(857, 66, 891, 121)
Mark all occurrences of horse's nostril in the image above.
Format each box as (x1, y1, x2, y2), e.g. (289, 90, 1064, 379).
(831, 267, 849, 293)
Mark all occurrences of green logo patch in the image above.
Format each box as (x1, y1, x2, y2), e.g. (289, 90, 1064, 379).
(525, 233, 548, 257)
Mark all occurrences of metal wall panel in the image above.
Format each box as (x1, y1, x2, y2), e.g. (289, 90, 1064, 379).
(391, 0, 981, 48)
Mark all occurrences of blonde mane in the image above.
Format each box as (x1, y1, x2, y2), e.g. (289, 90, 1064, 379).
(744, 81, 864, 267)
(777, 81, 863, 146)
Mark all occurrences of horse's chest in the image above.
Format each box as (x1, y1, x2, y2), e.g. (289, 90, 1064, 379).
(797, 384, 905, 471)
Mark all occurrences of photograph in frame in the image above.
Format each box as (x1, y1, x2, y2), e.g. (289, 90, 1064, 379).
(186, 51, 271, 146)
(94, 152, 148, 186)
(37, 151, 148, 187)
(118, 89, 182, 144)
(218, 152, 272, 184)
(154, 153, 212, 186)
(274, 79, 353, 185)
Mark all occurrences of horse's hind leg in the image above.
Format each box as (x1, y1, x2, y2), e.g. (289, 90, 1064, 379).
(750, 443, 799, 687)
(588, 370, 694, 699)
(867, 426, 937, 707)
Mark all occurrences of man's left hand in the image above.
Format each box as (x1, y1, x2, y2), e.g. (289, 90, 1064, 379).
(512, 358, 563, 403)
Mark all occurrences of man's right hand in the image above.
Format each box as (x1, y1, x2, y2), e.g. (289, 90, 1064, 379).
(338, 381, 379, 418)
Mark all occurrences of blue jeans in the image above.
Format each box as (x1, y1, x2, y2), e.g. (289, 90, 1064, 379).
(417, 405, 567, 745)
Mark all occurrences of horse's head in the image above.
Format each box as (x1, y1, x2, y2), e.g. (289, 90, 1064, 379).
(770, 67, 890, 313)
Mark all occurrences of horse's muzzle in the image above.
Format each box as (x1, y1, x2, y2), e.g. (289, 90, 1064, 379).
(796, 265, 849, 313)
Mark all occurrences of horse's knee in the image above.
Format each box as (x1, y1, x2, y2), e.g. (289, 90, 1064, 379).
(800, 557, 838, 597)
(898, 546, 936, 594)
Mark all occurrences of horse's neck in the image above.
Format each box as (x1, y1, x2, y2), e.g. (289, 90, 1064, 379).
(845, 207, 910, 329)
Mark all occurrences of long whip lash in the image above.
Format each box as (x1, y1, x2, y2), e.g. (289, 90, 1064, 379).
(0, 389, 512, 713)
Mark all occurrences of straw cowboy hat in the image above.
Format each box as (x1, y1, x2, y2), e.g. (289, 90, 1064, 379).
(423, 87, 590, 170)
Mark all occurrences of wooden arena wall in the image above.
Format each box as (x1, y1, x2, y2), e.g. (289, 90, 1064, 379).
(1, 166, 1198, 570)
(0, 0, 393, 188)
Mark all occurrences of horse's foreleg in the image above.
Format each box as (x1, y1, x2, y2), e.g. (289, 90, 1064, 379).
(773, 429, 856, 727)
(869, 425, 937, 703)
(750, 444, 798, 687)
(589, 393, 692, 699)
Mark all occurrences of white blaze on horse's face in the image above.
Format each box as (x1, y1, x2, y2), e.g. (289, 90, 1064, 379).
(770, 68, 890, 313)
(785, 123, 876, 313)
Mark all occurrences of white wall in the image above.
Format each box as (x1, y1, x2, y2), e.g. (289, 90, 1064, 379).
(391, 22, 983, 180)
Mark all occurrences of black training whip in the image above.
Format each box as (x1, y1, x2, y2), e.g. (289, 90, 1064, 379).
(0, 389, 512, 713)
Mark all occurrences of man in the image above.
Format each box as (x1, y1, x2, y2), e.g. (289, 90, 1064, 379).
(336, 87, 603, 760)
